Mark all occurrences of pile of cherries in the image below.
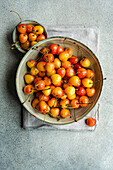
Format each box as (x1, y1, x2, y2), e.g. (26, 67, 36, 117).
(23, 43, 96, 120)
(16, 23, 46, 50)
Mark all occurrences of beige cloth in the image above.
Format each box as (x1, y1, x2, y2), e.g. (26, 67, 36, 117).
(23, 26, 100, 131)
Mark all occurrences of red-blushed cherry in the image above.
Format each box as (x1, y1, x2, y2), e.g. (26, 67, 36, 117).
(24, 85, 35, 94)
(43, 53, 54, 62)
(86, 69, 95, 79)
(37, 34, 46, 42)
(28, 33, 37, 41)
(48, 98, 58, 107)
(44, 77, 52, 86)
(86, 88, 95, 97)
(49, 44, 58, 54)
(19, 34, 28, 43)
(76, 87, 86, 96)
(37, 61, 46, 72)
(71, 99, 79, 109)
(69, 56, 78, 64)
(62, 61, 72, 69)
(79, 96, 89, 107)
(86, 117, 96, 127)
(60, 99, 70, 108)
(77, 68, 87, 79)
(66, 67, 75, 77)
(35, 80, 45, 90)
(65, 48, 73, 57)
(38, 93, 49, 102)
(26, 24, 34, 33)
(52, 87, 63, 98)
(17, 24, 27, 34)
(74, 63, 82, 70)
(56, 45, 64, 55)
(57, 67, 66, 78)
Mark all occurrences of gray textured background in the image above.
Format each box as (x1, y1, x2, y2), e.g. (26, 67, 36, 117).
(0, 0, 113, 170)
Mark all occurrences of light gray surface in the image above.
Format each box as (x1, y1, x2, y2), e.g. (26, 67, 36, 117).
(0, 0, 113, 170)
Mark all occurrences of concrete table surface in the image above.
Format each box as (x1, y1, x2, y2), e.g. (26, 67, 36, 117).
(0, 0, 113, 170)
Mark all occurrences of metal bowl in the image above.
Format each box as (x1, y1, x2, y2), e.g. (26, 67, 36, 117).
(12, 20, 47, 53)
(16, 37, 103, 125)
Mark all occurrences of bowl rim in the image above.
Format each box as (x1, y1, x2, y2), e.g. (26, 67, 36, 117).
(12, 20, 48, 53)
(16, 36, 103, 125)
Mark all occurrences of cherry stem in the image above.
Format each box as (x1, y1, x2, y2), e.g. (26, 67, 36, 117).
(90, 78, 106, 84)
(10, 10, 22, 23)
(93, 103, 100, 118)
(22, 94, 31, 104)
(11, 41, 19, 46)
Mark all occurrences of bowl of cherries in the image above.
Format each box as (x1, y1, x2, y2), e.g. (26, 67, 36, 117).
(11, 11, 47, 53)
(16, 37, 103, 125)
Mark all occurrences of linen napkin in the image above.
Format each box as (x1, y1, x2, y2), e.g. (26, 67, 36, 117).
(22, 26, 100, 131)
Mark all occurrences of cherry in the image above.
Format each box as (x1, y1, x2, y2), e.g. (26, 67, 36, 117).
(24, 74, 35, 84)
(37, 34, 46, 42)
(28, 33, 37, 41)
(43, 53, 54, 62)
(68, 76, 81, 87)
(49, 44, 58, 54)
(69, 56, 78, 64)
(32, 98, 39, 108)
(86, 88, 95, 97)
(50, 108, 60, 117)
(31, 41, 37, 47)
(24, 85, 34, 94)
(21, 40, 30, 50)
(56, 45, 64, 55)
(54, 58, 61, 69)
(19, 34, 28, 43)
(62, 61, 71, 69)
(60, 99, 69, 108)
(71, 99, 79, 109)
(79, 96, 89, 107)
(27, 60, 37, 68)
(76, 87, 86, 96)
(77, 68, 87, 79)
(30, 67, 39, 76)
(82, 78, 93, 88)
(86, 118, 96, 127)
(60, 108, 70, 118)
(66, 67, 75, 77)
(26, 25, 34, 33)
(33, 25, 44, 35)
(52, 87, 63, 98)
(57, 67, 66, 78)
(42, 86, 51, 96)
(48, 98, 58, 107)
(45, 62, 55, 73)
(59, 51, 69, 62)
(80, 57, 90, 67)
(65, 48, 73, 57)
(51, 74, 62, 86)
(37, 61, 46, 72)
